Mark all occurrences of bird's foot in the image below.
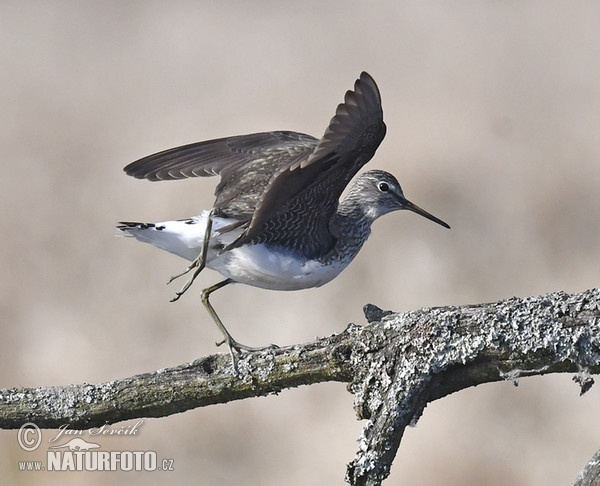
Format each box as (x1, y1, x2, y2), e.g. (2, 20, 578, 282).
(167, 261, 198, 285)
(216, 338, 279, 352)
(168, 275, 195, 302)
(169, 292, 183, 303)
(169, 260, 205, 302)
(216, 338, 279, 373)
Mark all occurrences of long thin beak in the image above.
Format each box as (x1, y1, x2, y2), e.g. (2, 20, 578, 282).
(403, 199, 450, 229)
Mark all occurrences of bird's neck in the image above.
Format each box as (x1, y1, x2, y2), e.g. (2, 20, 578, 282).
(328, 197, 375, 262)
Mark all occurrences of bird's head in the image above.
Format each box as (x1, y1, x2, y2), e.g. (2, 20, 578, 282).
(348, 170, 450, 228)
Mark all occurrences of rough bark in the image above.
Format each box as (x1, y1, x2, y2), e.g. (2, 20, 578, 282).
(573, 447, 600, 486)
(1, 288, 599, 485)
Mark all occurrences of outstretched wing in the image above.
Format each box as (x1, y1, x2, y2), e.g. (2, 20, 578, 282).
(234, 72, 386, 258)
(123, 72, 386, 259)
(124, 131, 318, 218)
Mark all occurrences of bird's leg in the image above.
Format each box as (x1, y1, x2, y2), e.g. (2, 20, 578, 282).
(201, 279, 278, 369)
(169, 210, 215, 302)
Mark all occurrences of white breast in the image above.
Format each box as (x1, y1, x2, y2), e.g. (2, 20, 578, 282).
(207, 243, 348, 291)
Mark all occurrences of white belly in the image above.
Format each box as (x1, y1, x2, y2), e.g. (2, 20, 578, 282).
(120, 211, 351, 291)
(207, 243, 348, 291)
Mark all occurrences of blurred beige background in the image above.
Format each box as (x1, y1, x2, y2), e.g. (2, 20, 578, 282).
(1, 2, 599, 485)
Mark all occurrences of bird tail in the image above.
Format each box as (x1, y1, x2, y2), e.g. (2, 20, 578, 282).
(117, 218, 207, 262)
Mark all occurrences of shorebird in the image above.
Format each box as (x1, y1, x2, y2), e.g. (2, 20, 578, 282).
(119, 72, 449, 363)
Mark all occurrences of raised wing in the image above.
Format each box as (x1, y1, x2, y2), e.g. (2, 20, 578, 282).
(123, 72, 386, 259)
(234, 72, 386, 258)
(124, 131, 318, 217)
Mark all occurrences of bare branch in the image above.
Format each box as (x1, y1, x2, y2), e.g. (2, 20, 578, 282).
(345, 288, 600, 485)
(0, 338, 350, 429)
(573, 446, 600, 486)
(1, 288, 598, 486)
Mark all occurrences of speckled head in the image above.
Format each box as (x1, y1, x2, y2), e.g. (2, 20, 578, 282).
(343, 170, 451, 228)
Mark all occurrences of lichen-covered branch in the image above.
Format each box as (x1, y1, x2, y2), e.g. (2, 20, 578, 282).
(573, 446, 600, 486)
(0, 337, 350, 429)
(0, 288, 598, 486)
(345, 288, 600, 485)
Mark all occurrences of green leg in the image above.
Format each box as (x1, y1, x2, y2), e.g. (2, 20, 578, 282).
(201, 278, 278, 369)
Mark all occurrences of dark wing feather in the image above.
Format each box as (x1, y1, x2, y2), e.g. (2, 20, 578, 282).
(123, 131, 318, 217)
(233, 72, 386, 258)
(123, 72, 385, 258)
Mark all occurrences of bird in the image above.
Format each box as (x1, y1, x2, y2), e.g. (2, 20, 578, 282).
(118, 72, 450, 365)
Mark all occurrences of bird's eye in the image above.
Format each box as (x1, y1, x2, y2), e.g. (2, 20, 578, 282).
(378, 181, 390, 192)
